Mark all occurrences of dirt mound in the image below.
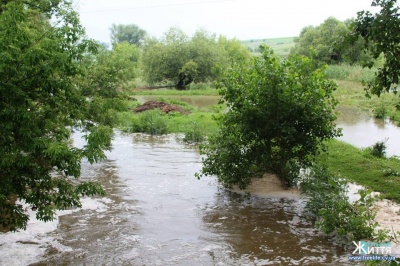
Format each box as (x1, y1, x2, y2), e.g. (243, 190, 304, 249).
(232, 173, 301, 199)
(133, 101, 189, 114)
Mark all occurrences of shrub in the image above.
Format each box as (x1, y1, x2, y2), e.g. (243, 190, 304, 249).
(130, 110, 168, 135)
(183, 121, 205, 143)
(301, 165, 388, 244)
(198, 47, 340, 189)
(370, 140, 387, 158)
(374, 105, 387, 119)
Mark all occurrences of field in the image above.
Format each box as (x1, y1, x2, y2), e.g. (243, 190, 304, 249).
(242, 37, 296, 57)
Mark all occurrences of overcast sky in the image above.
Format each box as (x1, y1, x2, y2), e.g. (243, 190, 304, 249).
(76, 0, 375, 44)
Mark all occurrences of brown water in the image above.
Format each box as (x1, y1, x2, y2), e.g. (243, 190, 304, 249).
(31, 133, 351, 265)
(16, 98, 399, 265)
(337, 106, 400, 156)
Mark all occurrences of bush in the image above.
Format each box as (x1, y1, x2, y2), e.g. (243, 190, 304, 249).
(301, 165, 388, 244)
(370, 140, 387, 158)
(183, 121, 205, 143)
(130, 110, 168, 135)
(198, 47, 340, 189)
(374, 105, 387, 119)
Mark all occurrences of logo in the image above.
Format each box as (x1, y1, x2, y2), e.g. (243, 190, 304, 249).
(352, 241, 391, 255)
(348, 241, 396, 261)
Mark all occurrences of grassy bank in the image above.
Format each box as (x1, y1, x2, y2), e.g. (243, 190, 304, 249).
(117, 97, 220, 141)
(317, 139, 400, 202)
(131, 88, 219, 96)
(326, 63, 400, 124)
(334, 80, 400, 125)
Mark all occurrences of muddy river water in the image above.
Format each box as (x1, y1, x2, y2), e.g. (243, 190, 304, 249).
(32, 133, 348, 265)
(2, 96, 400, 265)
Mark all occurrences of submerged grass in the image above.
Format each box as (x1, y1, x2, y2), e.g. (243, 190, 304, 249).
(334, 80, 400, 124)
(317, 140, 400, 202)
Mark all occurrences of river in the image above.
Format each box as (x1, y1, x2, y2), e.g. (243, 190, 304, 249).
(2, 97, 400, 265)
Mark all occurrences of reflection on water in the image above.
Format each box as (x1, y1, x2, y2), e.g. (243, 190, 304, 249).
(337, 106, 400, 156)
(31, 133, 351, 265)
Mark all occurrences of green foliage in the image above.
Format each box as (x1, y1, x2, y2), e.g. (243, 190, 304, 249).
(317, 140, 400, 202)
(198, 47, 341, 188)
(369, 140, 387, 158)
(130, 110, 168, 135)
(183, 121, 205, 143)
(110, 23, 146, 46)
(79, 41, 138, 126)
(188, 82, 213, 90)
(0, 0, 121, 230)
(141, 27, 251, 89)
(374, 105, 388, 119)
(382, 167, 400, 177)
(325, 64, 377, 83)
(353, 0, 400, 96)
(131, 87, 219, 96)
(291, 17, 369, 65)
(301, 165, 387, 243)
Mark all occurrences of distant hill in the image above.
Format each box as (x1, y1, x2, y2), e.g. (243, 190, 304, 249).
(242, 37, 296, 58)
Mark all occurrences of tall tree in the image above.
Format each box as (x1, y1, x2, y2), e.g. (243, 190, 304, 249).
(353, 0, 400, 96)
(0, 0, 117, 230)
(80, 41, 139, 126)
(291, 17, 368, 66)
(141, 27, 251, 89)
(110, 23, 146, 46)
(198, 47, 341, 188)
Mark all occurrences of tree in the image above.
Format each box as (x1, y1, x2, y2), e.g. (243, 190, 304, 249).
(141, 27, 251, 89)
(110, 23, 146, 46)
(141, 27, 190, 89)
(352, 0, 400, 96)
(80, 41, 139, 126)
(291, 17, 368, 66)
(0, 0, 117, 230)
(197, 46, 341, 188)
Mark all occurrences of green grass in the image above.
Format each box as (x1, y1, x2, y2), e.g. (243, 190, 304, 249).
(117, 97, 220, 140)
(131, 88, 219, 96)
(325, 64, 377, 83)
(242, 37, 296, 58)
(334, 79, 400, 124)
(317, 140, 400, 202)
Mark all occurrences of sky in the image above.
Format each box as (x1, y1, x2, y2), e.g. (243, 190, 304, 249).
(75, 0, 376, 44)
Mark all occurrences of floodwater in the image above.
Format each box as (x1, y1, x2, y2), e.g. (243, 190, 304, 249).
(336, 106, 400, 157)
(3, 97, 399, 265)
(26, 133, 349, 265)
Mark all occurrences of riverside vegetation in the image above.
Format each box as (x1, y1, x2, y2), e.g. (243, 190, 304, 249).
(3, 0, 400, 263)
(117, 48, 400, 257)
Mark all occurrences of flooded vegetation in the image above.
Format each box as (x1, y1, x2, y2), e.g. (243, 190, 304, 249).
(3, 1, 400, 264)
(337, 106, 400, 157)
(12, 133, 350, 265)
(2, 95, 399, 265)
